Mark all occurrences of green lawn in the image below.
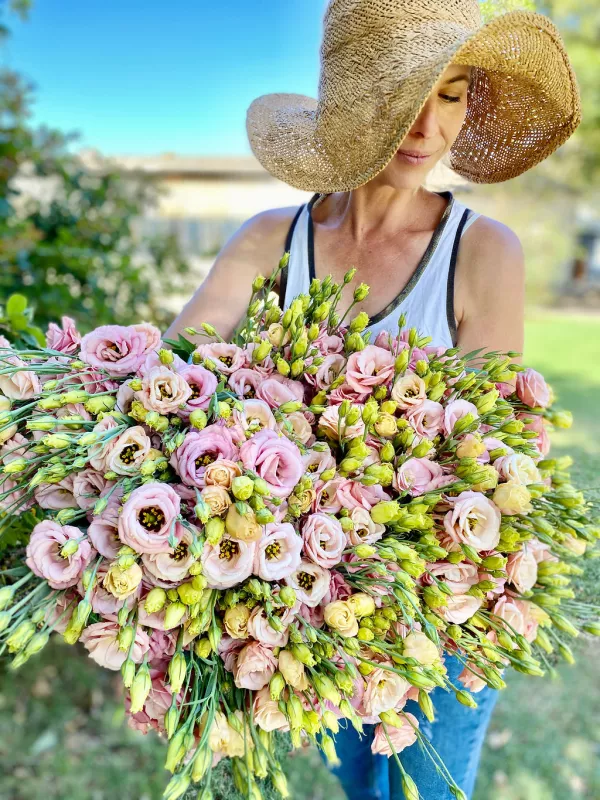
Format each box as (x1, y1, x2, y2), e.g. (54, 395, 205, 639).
(0, 313, 598, 800)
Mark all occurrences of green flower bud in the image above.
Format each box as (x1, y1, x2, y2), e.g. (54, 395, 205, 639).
(168, 652, 187, 694)
(278, 586, 297, 607)
(353, 283, 369, 302)
(349, 311, 370, 333)
(189, 409, 208, 430)
(164, 601, 186, 630)
(195, 637, 212, 659)
(121, 657, 136, 688)
(269, 671, 286, 701)
(232, 475, 254, 500)
(371, 500, 402, 525)
(345, 332, 365, 352)
(129, 661, 152, 713)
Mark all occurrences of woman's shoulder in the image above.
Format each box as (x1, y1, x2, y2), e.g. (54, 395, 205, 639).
(461, 211, 524, 279)
(224, 204, 303, 276)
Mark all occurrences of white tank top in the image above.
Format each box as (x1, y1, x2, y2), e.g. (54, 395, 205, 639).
(281, 191, 480, 349)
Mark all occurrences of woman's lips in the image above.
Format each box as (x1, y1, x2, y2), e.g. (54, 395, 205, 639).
(396, 150, 432, 165)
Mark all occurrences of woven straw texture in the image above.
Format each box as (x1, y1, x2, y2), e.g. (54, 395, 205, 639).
(246, 0, 581, 192)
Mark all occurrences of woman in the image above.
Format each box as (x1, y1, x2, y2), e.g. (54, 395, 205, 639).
(167, 1, 580, 797)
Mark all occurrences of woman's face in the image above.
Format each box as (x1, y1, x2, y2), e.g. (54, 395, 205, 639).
(377, 63, 472, 189)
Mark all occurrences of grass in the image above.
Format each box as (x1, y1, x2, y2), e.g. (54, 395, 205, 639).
(0, 312, 598, 800)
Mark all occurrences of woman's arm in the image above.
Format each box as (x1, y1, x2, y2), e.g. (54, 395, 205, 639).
(454, 217, 525, 361)
(165, 206, 298, 343)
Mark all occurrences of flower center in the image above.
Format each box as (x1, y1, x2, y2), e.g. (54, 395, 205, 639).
(219, 356, 233, 367)
(138, 505, 166, 532)
(307, 463, 318, 473)
(297, 571, 315, 591)
(265, 541, 281, 560)
(172, 542, 188, 561)
(189, 382, 201, 400)
(244, 386, 256, 398)
(219, 539, 240, 561)
(196, 452, 217, 469)
(120, 443, 141, 465)
(159, 382, 173, 399)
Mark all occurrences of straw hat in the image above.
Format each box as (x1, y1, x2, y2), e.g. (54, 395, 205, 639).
(246, 0, 581, 193)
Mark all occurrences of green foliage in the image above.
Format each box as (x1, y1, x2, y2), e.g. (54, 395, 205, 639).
(0, 1, 193, 332)
(0, 292, 45, 347)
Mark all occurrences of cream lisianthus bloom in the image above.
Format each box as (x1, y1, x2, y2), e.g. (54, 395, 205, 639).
(103, 561, 143, 599)
(402, 631, 440, 666)
(323, 600, 359, 637)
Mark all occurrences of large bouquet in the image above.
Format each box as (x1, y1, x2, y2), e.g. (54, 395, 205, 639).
(0, 263, 598, 800)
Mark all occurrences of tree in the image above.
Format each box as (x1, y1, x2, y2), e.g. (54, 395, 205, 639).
(0, 1, 193, 333)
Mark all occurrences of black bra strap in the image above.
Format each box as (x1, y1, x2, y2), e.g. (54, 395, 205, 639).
(278, 203, 305, 310)
(446, 208, 471, 346)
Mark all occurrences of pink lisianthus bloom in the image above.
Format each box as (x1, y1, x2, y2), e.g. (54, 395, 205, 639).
(314, 330, 344, 356)
(118, 482, 181, 554)
(239, 429, 303, 498)
(427, 561, 479, 595)
(253, 522, 302, 581)
(87, 415, 121, 472)
(336, 479, 388, 512)
(26, 520, 94, 589)
(46, 316, 81, 354)
(232, 399, 277, 433)
(87, 488, 123, 558)
(458, 665, 489, 694)
(126, 672, 174, 734)
(345, 345, 395, 393)
(218, 634, 246, 673)
(286, 559, 331, 607)
(147, 630, 178, 670)
(44, 589, 78, 634)
(72, 469, 112, 511)
(395, 457, 445, 496)
(177, 363, 218, 415)
(81, 621, 150, 671)
(233, 641, 278, 690)
(318, 404, 366, 441)
(505, 546, 539, 594)
(170, 425, 239, 488)
(228, 368, 263, 399)
(442, 399, 479, 437)
(310, 353, 346, 391)
(201, 536, 256, 589)
(314, 477, 345, 514)
(443, 490, 501, 552)
(302, 445, 336, 482)
(139, 365, 192, 414)
(302, 512, 346, 568)
(256, 377, 304, 409)
(516, 368, 551, 409)
(34, 475, 76, 510)
(322, 571, 353, 604)
(492, 596, 541, 643)
(346, 507, 386, 546)
(518, 413, 551, 458)
(105, 426, 152, 476)
(253, 687, 290, 732)
(246, 605, 290, 648)
(0, 355, 41, 400)
(438, 593, 483, 624)
(141, 523, 197, 587)
(372, 713, 419, 756)
(405, 399, 444, 440)
(195, 342, 246, 375)
(328, 383, 369, 406)
(79, 323, 161, 377)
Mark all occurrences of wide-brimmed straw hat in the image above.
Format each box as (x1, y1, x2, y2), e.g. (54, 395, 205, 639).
(246, 0, 581, 193)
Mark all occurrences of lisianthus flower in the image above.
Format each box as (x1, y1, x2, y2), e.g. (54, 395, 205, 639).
(195, 342, 246, 375)
(239, 429, 303, 498)
(118, 482, 181, 554)
(171, 425, 239, 488)
(302, 512, 346, 569)
(285, 559, 330, 607)
(372, 714, 419, 756)
(81, 621, 150, 670)
(26, 520, 94, 589)
(345, 345, 395, 393)
(201, 536, 256, 589)
(254, 522, 302, 581)
(79, 323, 161, 377)
(443, 490, 501, 552)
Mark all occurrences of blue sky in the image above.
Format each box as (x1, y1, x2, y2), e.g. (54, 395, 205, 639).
(1, 0, 326, 155)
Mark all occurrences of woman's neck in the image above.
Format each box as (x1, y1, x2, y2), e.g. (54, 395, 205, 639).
(313, 183, 445, 245)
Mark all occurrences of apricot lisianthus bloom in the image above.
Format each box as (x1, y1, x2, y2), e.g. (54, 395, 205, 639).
(372, 713, 419, 756)
(390, 370, 426, 409)
(81, 621, 150, 670)
(233, 641, 277, 690)
(253, 687, 290, 732)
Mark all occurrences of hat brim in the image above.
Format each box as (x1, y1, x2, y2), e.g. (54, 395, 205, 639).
(246, 11, 581, 192)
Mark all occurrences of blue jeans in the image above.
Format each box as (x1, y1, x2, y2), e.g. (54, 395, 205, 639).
(328, 656, 498, 800)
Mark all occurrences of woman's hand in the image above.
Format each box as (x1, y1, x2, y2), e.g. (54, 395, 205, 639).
(164, 207, 297, 343)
